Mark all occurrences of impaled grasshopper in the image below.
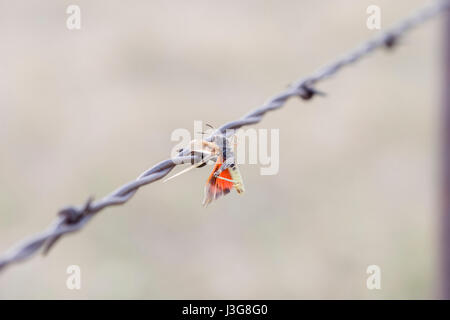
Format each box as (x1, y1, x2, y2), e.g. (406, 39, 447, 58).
(165, 130, 245, 206)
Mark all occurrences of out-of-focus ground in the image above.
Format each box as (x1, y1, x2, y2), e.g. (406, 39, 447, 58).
(0, 0, 444, 299)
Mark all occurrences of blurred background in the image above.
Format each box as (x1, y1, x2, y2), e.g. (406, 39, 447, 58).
(0, 0, 445, 299)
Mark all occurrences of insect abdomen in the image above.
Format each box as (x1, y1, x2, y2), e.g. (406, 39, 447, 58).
(229, 166, 245, 194)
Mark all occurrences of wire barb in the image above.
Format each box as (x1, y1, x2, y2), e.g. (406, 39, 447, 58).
(1, 0, 449, 273)
(296, 84, 325, 100)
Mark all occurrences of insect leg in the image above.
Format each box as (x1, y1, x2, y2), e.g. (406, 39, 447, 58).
(213, 156, 235, 178)
(164, 154, 217, 182)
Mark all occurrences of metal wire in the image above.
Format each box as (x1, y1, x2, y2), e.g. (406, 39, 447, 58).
(1, 0, 449, 273)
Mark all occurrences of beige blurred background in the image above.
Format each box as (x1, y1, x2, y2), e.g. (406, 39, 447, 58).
(0, 0, 445, 299)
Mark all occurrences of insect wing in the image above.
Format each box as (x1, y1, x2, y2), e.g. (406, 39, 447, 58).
(202, 160, 234, 207)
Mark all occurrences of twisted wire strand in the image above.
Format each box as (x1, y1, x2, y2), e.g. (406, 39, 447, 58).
(1, 0, 449, 273)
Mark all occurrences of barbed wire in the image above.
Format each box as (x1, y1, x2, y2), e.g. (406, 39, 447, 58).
(1, 0, 449, 273)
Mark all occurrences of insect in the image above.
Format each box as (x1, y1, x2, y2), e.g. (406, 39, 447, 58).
(165, 129, 245, 206)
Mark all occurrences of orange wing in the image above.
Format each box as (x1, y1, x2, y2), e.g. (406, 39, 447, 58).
(202, 159, 234, 207)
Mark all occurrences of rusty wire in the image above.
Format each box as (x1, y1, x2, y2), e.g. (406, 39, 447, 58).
(1, 0, 449, 273)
